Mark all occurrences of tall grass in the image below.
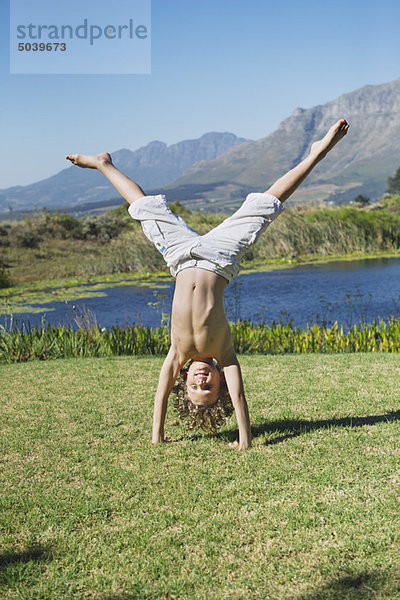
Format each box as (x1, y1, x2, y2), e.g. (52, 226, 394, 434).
(230, 318, 400, 354)
(1, 316, 400, 363)
(0, 318, 170, 363)
(244, 202, 400, 263)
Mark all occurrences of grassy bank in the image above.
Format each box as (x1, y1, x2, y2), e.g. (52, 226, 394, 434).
(1, 354, 400, 599)
(1, 196, 400, 289)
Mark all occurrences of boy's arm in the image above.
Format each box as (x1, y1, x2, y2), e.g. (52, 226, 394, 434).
(222, 349, 252, 450)
(152, 346, 182, 444)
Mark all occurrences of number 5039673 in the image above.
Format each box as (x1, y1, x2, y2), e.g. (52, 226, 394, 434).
(18, 42, 67, 51)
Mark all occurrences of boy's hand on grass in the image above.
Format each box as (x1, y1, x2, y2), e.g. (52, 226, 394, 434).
(228, 440, 251, 451)
(152, 435, 166, 444)
(152, 435, 174, 444)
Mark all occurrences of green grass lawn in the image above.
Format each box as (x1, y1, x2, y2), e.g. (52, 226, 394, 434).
(1, 354, 400, 600)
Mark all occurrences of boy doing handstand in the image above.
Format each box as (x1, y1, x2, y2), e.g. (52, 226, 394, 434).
(66, 118, 349, 450)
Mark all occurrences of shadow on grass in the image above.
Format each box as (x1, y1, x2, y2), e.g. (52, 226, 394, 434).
(0, 546, 53, 571)
(84, 571, 396, 600)
(101, 597, 144, 600)
(101, 592, 153, 600)
(207, 409, 400, 446)
(297, 570, 394, 599)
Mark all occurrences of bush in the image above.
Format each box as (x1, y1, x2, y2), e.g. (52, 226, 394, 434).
(15, 228, 41, 248)
(0, 268, 12, 289)
(0, 224, 10, 247)
(77, 214, 129, 242)
(52, 212, 82, 238)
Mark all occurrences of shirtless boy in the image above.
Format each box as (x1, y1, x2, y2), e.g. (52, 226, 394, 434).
(66, 118, 349, 450)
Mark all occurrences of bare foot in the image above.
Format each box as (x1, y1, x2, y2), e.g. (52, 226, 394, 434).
(65, 151, 112, 170)
(310, 119, 349, 160)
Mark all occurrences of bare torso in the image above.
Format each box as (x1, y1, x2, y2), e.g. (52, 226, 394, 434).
(171, 268, 233, 366)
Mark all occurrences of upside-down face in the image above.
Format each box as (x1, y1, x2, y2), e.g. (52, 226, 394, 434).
(184, 359, 222, 406)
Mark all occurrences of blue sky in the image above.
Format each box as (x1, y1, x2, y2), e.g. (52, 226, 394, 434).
(1, 0, 400, 188)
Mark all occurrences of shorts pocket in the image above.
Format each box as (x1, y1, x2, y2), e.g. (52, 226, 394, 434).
(141, 221, 167, 254)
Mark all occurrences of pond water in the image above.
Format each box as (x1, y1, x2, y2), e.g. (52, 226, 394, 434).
(3, 257, 400, 330)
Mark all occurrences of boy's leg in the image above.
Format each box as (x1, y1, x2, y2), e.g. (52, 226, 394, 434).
(66, 151, 200, 273)
(196, 119, 349, 279)
(266, 119, 349, 203)
(65, 152, 145, 205)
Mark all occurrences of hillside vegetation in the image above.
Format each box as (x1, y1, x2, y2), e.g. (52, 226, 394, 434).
(1, 196, 400, 287)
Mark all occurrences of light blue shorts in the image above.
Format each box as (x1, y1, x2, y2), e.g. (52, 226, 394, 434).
(128, 193, 284, 283)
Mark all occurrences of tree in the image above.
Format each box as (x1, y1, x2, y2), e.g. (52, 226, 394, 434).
(387, 167, 400, 194)
(354, 194, 370, 207)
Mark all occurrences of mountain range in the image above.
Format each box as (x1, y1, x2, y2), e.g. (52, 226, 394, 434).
(1, 78, 399, 215)
(0, 132, 249, 214)
(165, 77, 400, 211)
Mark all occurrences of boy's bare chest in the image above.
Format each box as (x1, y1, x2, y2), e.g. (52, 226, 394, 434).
(170, 270, 231, 361)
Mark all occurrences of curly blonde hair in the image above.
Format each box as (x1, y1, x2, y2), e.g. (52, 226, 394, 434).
(171, 361, 234, 432)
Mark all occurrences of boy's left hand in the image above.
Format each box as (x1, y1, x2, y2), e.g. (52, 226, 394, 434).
(228, 440, 251, 451)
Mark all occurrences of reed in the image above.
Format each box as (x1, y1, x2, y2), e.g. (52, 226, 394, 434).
(2, 316, 400, 363)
